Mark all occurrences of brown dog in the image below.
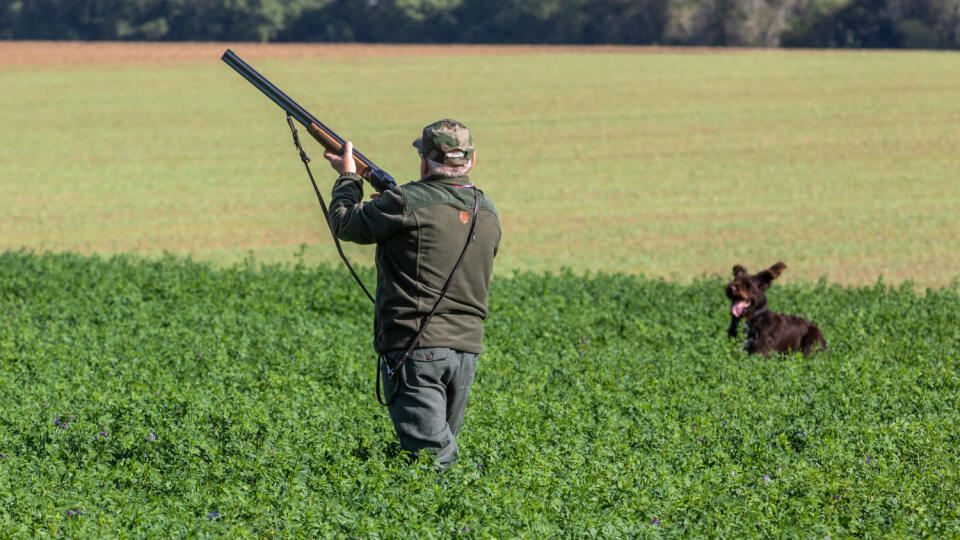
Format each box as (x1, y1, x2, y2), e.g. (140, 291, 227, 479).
(725, 262, 826, 355)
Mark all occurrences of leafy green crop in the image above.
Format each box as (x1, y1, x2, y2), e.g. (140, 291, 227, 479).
(1, 251, 958, 537)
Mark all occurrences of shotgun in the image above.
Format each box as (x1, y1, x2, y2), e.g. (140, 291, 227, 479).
(221, 49, 396, 193)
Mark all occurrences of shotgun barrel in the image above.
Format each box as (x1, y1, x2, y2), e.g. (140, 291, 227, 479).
(221, 49, 396, 192)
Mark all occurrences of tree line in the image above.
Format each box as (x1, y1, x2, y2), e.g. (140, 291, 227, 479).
(1, 0, 958, 49)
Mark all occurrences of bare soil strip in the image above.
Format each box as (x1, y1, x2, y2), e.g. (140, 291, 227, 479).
(0, 41, 768, 66)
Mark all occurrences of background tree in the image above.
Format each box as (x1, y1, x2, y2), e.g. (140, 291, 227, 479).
(0, 0, 956, 48)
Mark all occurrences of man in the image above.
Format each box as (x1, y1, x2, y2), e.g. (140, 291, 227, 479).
(323, 119, 500, 468)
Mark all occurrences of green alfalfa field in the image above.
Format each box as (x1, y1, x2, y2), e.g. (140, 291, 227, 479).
(1, 43, 959, 537)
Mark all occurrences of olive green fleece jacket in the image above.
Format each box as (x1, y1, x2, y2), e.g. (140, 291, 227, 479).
(328, 172, 501, 354)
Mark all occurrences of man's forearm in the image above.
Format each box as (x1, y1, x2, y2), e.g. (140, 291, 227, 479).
(332, 172, 364, 202)
(327, 172, 368, 242)
(328, 172, 407, 244)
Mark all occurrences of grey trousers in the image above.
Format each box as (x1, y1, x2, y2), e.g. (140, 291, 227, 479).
(381, 347, 478, 467)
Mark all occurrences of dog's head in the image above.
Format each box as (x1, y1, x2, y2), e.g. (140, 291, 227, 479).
(725, 262, 786, 320)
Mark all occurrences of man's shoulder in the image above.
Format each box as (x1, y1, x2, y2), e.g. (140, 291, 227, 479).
(400, 178, 498, 217)
(477, 189, 498, 218)
(398, 179, 459, 213)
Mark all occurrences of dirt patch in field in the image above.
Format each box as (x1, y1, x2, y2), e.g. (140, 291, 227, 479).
(0, 41, 767, 66)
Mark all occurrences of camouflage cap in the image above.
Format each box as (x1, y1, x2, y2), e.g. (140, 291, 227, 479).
(412, 119, 474, 166)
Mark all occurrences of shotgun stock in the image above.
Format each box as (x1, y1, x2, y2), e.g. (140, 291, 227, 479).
(221, 49, 396, 192)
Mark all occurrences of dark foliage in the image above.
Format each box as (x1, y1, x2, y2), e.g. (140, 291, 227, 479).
(0, 0, 956, 48)
(782, 0, 957, 48)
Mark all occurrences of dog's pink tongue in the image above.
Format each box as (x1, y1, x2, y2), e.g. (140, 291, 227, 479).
(732, 300, 749, 318)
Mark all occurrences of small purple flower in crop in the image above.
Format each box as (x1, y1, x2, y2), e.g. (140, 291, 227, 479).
(698, 436, 703, 441)
(94, 437, 98, 441)
(763, 475, 771, 484)
(54, 418, 60, 425)
(651, 517, 659, 525)
(865, 455, 874, 464)
(582, 338, 588, 344)
(208, 509, 221, 521)
(198, 352, 203, 358)
(834, 494, 841, 500)
(68, 416, 73, 422)
(1, 453, 7, 458)
(67, 510, 74, 516)
(731, 471, 735, 477)
(291, 356, 295, 362)
(461, 525, 469, 532)
(101, 431, 107, 436)
(143, 453, 148, 458)
(148, 433, 156, 441)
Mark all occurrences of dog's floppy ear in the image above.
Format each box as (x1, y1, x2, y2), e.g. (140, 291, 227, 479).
(756, 262, 786, 289)
(732, 264, 747, 277)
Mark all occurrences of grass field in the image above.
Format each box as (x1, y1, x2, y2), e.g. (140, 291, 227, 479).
(1, 42, 958, 286)
(1, 252, 958, 537)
